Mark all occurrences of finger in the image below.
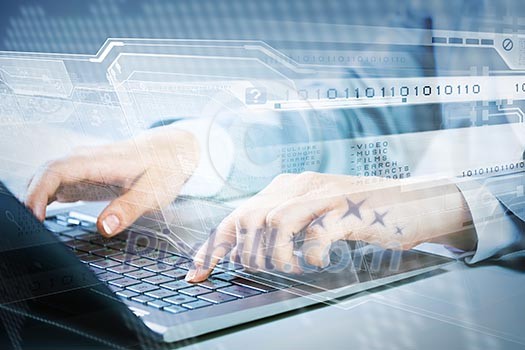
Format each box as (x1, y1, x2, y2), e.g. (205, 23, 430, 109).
(25, 174, 35, 194)
(25, 164, 64, 221)
(185, 173, 307, 279)
(265, 195, 335, 273)
(236, 211, 268, 271)
(223, 187, 294, 271)
(301, 211, 339, 268)
(97, 168, 184, 237)
(185, 216, 237, 282)
(239, 226, 266, 272)
(229, 246, 240, 265)
(25, 156, 135, 221)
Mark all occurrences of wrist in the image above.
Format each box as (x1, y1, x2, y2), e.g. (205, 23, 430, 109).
(170, 118, 234, 197)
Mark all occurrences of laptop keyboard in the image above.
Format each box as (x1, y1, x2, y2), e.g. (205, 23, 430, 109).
(45, 212, 278, 315)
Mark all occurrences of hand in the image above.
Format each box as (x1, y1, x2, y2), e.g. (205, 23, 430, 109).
(25, 126, 199, 237)
(186, 172, 476, 282)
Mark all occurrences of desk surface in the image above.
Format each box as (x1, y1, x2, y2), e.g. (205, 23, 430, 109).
(176, 261, 525, 350)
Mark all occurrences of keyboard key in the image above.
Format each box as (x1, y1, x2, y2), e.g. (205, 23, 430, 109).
(48, 214, 64, 221)
(127, 258, 155, 268)
(55, 231, 73, 240)
(198, 278, 232, 290)
(109, 277, 141, 288)
(60, 228, 90, 238)
(124, 269, 156, 280)
(67, 217, 81, 226)
(159, 255, 190, 266)
(161, 268, 187, 280)
(44, 220, 75, 233)
(107, 264, 137, 274)
(56, 220, 73, 228)
(116, 290, 139, 299)
(232, 278, 276, 292)
(90, 236, 116, 245)
(75, 233, 99, 242)
(127, 283, 159, 294)
(107, 284, 122, 293)
(139, 250, 173, 260)
(160, 280, 193, 291)
(109, 232, 132, 244)
(54, 219, 70, 227)
(106, 241, 128, 251)
(176, 262, 195, 270)
(142, 275, 173, 285)
(97, 271, 121, 282)
(213, 272, 238, 282)
(125, 233, 152, 247)
(68, 211, 96, 223)
(145, 289, 177, 299)
(80, 221, 97, 232)
(164, 294, 197, 305)
(144, 263, 173, 273)
(217, 261, 244, 271)
(63, 240, 77, 249)
(182, 300, 212, 310)
(179, 286, 212, 297)
(131, 295, 155, 304)
(88, 266, 105, 275)
(146, 300, 171, 309)
(110, 253, 138, 263)
(93, 248, 120, 258)
(113, 230, 131, 242)
(210, 268, 227, 275)
(79, 255, 103, 264)
(219, 285, 261, 298)
(76, 243, 104, 253)
(90, 259, 121, 269)
(243, 271, 303, 287)
(164, 305, 187, 314)
(56, 235, 73, 243)
(61, 237, 74, 245)
(55, 218, 76, 228)
(198, 291, 237, 304)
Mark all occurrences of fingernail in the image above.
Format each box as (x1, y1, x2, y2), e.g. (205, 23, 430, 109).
(102, 214, 120, 236)
(185, 269, 197, 282)
(31, 204, 44, 221)
(185, 268, 209, 282)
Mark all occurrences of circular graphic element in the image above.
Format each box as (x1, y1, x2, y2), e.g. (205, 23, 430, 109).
(502, 38, 514, 51)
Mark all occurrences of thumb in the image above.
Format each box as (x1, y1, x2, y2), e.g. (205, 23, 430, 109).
(97, 170, 183, 237)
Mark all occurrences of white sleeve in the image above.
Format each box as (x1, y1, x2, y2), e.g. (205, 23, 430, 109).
(455, 178, 523, 264)
(171, 118, 234, 198)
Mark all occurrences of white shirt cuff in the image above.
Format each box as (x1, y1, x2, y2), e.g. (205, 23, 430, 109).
(455, 178, 522, 264)
(171, 118, 234, 198)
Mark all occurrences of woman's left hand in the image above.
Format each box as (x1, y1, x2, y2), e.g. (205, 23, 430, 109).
(186, 172, 476, 282)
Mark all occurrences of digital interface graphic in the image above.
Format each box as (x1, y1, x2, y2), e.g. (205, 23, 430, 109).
(0, 1, 524, 349)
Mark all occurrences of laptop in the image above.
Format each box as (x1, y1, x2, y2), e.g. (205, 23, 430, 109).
(0, 181, 453, 345)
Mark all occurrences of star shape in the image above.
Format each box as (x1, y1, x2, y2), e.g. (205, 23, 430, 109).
(341, 198, 365, 220)
(394, 226, 404, 235)
(309, 214, 326, 229)
(371, 210, 388, 227)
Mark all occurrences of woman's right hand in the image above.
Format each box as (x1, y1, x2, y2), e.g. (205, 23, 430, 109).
(25, 126, 199, 237)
